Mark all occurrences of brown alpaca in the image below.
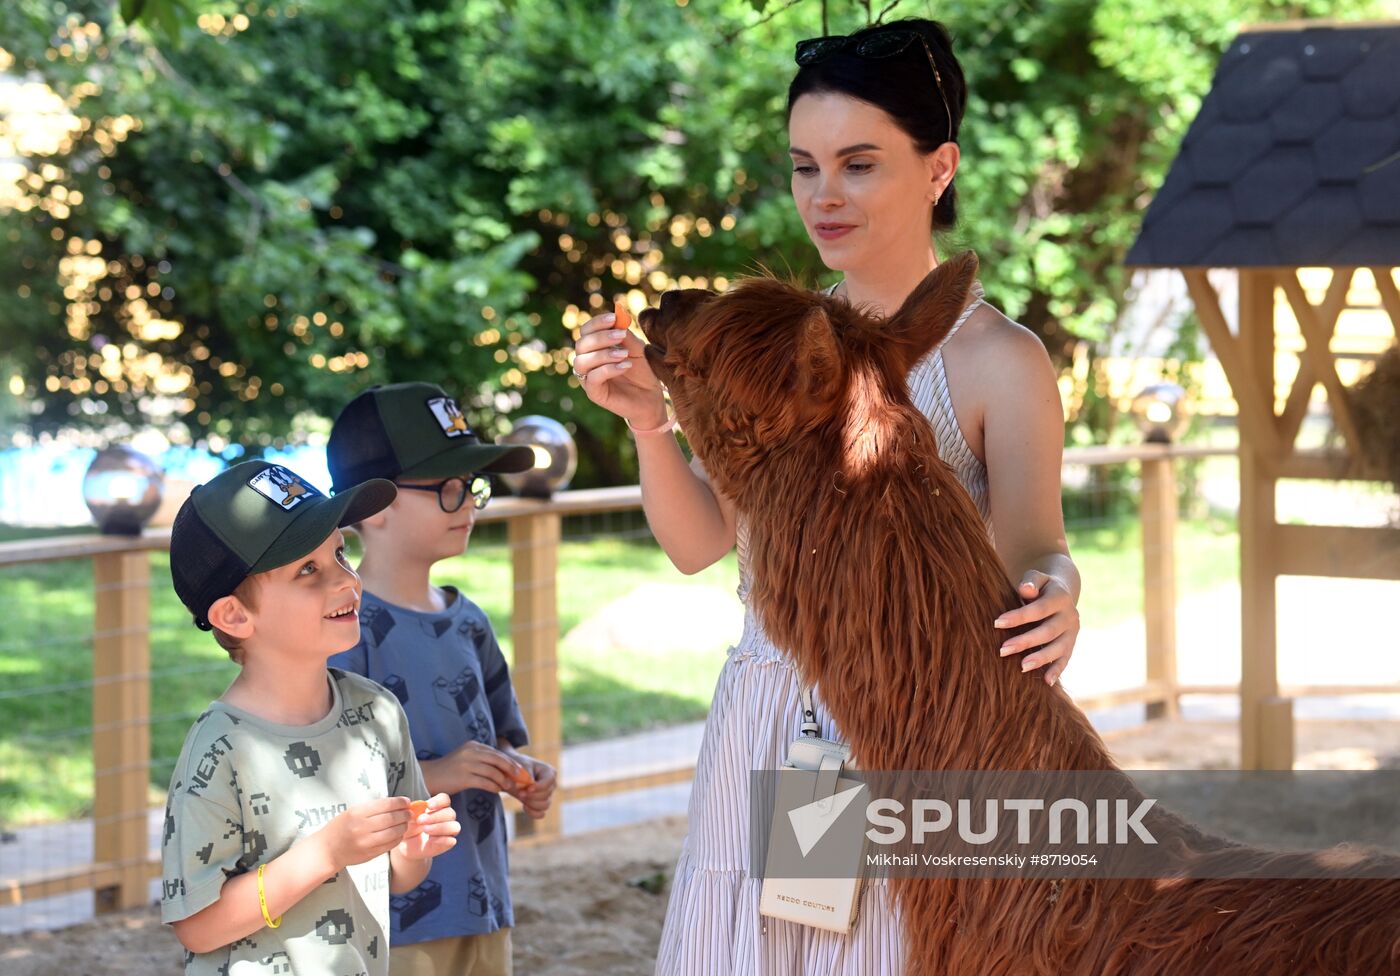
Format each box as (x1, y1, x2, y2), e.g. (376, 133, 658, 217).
(639, 251, 1400, 975)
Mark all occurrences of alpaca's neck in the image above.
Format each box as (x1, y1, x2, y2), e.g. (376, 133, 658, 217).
(739, 377, 1112, 772)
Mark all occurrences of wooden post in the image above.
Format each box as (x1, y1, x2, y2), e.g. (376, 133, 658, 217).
(1237, 270, 1288, 771)
(1141, 453, 1179, 720)
(1257, 697, 1296, 771)
(91, 550, 151, 914)
(508, 511, 563, 840)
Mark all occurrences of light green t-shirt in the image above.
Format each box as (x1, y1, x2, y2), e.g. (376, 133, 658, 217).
(161, 668, 429, 976)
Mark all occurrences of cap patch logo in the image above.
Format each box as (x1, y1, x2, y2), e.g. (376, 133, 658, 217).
(426, 396, 472, 439)
(248, 465, 321, 510)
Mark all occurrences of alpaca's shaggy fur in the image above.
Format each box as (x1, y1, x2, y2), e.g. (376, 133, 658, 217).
(640, 251, 1400, 975)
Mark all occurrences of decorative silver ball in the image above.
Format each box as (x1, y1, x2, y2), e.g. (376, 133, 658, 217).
(498, 416, 578, 499)
(83, 445, 165, 535)
(1130, 383, 1190, 444)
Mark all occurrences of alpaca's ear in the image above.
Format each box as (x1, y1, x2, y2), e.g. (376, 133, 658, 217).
(796, 307, 843, 403)
(884, 250, 979, 373)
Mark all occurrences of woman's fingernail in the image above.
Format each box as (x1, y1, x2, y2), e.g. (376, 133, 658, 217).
(610, 348, 627, 357)
(609, 330, 626, 340)
(999, 645, 1015, 656)
(1022, 659, 1036, 672)
(994, 616, 1008, 628)
(617, 361, 632, 370)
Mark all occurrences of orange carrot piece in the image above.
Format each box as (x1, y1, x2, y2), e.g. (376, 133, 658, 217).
(615, 298, 631, 332)
(408, 799, 429, 818)
(512, 762, 535, 788)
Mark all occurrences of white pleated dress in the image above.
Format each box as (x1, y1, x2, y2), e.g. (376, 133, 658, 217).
(654, 286, 994, 976)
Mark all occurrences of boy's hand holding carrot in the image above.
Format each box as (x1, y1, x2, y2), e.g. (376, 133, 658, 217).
(398, 793, 460, 860)
(500, 747, 557, 821)
(315, 796, 416, 871)
(420, 739, 525, 795)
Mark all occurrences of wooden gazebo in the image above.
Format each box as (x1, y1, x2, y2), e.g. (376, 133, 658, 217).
(1125, 20, 1400, 770)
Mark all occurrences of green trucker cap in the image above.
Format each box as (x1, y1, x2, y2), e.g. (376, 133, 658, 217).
(326, 382, 535, 493)
(169, 460, 396, 629)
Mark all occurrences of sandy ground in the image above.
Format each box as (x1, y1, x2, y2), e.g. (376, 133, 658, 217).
(3, 717, 1399, 975)
(0, 814, 687, 976)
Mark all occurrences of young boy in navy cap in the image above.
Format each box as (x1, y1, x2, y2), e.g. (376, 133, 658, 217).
(327, 383, 557, 976)
(161, 460, 461, 976)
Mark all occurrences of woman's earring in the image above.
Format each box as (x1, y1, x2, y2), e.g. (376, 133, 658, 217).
(933, 192, 941, 206)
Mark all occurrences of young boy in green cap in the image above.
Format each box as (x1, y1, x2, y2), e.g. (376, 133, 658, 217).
(327, 382, 557, 976)
(161, 459, 462, 976)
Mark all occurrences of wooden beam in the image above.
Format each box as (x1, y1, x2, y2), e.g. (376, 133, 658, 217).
(1257, 697, 1296, 771)
(1141, 457, 1179, 720)
(1236, 269, 1280, 771)
(0, 529, 171, 568)
(1, 859, 160, 907)
(1277, 448, 1368, 481)
(1279, 270, 1361, 456)
(1063, 444, 1236, 467)
(477, 485, 643, 525)
(509, 512, 563, 841)
(1179, 683, 1400, 698)
(1274, 523, 1400, 580)
(560, 763, 696, 803)
(91, 551, 152, 914)
(1371, 267, 1400, 342)
(1182, 270, 1281, 458)
(1069, 680, 1176, 715)
(1278, 270, 1353, 449)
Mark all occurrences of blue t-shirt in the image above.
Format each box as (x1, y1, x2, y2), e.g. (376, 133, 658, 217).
(329, 587, 528, 944)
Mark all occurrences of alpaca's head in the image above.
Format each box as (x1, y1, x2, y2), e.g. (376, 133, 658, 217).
(640, 251, 980, 498)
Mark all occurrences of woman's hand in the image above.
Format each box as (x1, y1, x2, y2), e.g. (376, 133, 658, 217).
(994, 570, 1079, 686)
(572, 309, 667, 428)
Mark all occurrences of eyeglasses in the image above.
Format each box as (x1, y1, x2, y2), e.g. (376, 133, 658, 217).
(394, 474, 492, 513)
(794, 30, 954, 146)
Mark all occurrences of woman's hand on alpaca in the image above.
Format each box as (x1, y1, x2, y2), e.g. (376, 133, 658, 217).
(993, 570, 1080, 686)
(419, 741, 520, 795)
(572, 310, 667, 427)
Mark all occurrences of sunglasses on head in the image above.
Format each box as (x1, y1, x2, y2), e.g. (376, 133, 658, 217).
(794, 29, 954, 146)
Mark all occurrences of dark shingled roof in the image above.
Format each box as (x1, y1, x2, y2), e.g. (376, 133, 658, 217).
(1125, 22, 1400, 268)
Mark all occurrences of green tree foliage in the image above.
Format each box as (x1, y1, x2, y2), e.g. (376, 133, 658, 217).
(1, 0, 1386, 483)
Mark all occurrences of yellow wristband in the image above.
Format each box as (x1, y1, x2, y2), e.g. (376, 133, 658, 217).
(257, 863, 282, 929)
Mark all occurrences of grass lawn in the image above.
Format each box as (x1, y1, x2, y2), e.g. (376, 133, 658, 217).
(0, 512, 1238, 826)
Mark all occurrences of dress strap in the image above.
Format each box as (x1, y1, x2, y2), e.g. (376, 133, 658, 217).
(937, 281, 986, 350)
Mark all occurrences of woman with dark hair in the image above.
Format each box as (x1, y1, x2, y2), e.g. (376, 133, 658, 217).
(573, 18, 1082, 973)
